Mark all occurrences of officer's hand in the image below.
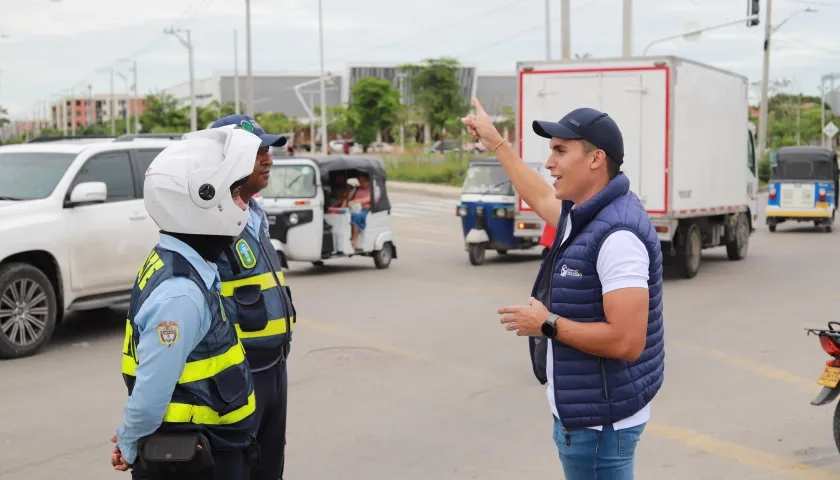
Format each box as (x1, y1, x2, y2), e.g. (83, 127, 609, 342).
(110, 434, 132, 471)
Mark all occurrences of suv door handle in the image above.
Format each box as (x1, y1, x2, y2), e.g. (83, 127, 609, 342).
(129, 212, 148, 221)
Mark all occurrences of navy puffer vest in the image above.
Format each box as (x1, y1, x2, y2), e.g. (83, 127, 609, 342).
(528, 173, 665, 430)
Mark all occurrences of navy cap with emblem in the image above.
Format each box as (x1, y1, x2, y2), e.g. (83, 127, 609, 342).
(210, 114, 287, 148)
(532, 107, 624, 166)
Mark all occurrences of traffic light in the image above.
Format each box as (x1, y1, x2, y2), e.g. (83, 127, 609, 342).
(747, 0, 760, 27)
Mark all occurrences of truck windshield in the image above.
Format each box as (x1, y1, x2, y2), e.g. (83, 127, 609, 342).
(0, 152, 77, 200)
(262, 164, 318, 198)
(462, 165, 513, 195)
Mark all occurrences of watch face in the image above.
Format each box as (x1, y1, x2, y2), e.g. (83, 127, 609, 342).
(541, 321, 555, 338)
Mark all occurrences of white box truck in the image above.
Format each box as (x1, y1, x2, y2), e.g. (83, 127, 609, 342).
(516, 55, 759, 278)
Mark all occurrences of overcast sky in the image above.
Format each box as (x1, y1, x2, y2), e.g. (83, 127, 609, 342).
(0, 0, 837, 119)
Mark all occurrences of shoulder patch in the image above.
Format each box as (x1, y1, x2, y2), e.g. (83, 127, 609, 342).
(235, 238, 257, 269)
(156, 321, 180, 347)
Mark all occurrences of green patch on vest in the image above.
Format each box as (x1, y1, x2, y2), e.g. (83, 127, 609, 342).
(235, 239, 257, 269)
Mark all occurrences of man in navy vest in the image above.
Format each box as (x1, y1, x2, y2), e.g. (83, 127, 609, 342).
(208, 114, 295, 480)
(112, 126, 261, 478)
(462, 99, 664, 479)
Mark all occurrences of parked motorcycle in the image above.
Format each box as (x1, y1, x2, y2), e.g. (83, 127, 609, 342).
(806, 321, 840, 452)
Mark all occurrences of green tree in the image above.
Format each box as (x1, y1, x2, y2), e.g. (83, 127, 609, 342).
(345, 77, 401, 150)
(0, 105, 9, 127)
(139, 93, 190, 133)
(255, 111, 294, 134)
(313, 105, 353, 138)
(197, 100, 237, 127)
(398, 57, 470, 151)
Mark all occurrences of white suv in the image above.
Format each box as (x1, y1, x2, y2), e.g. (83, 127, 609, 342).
(0, 136, 178, 358)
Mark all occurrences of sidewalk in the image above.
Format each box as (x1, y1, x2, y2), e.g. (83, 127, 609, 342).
(389, 180, 461, 199)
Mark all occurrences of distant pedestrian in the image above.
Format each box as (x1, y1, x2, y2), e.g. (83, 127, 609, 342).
(462, 98, 664, 480)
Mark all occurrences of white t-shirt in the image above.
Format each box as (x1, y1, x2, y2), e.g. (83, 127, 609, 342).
(546, 213, 652, 431)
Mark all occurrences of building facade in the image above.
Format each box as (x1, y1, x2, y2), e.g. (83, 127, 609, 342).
(49, 94, 146, 131)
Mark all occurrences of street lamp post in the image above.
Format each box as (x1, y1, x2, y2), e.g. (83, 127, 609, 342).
(317, 0, 328, 154)
(641, 15, 759, 55)
(622, 0, 632, 57)
(294, 74, 334, 153)
(116, 71, 130, 134)
(165, 27, 197, 131)
(234, 29, 241, 115)
(544, 0, 551, 60)
(560, 0, 570, 59)
(245, 0, 254, 117)
(757, 5, 816, 165)
(118, 58, 138, 134)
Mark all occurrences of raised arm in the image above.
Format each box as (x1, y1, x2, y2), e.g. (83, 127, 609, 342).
(462, 98, 561, 227)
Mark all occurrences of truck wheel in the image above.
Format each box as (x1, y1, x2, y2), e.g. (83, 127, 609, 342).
(676, 223, 702, 279)
(726, 213, 750, 261)
(373, 242, 393, 269)
(0, 263, 58, 359)
(468, 244, 486, 266)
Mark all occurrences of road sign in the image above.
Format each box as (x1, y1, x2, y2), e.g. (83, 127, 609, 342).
(824, 121, 839, 139)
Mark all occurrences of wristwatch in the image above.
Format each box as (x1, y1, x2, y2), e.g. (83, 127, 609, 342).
(541, 314, 560, 339)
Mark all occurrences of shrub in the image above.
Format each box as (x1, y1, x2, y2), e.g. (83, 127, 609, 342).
(382, 152, 472, 186)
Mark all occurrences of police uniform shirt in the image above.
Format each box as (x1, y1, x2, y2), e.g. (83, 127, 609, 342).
(115, 234, 221, 465)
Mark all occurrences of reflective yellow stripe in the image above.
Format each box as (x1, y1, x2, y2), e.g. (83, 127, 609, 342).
(220, 271, 285, 297)
(235, 317, 295, 339)
(163, 391, 256, 425)
(121, 341, 247, 384)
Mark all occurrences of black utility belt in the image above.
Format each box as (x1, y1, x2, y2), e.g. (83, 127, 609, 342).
(138, 432, 260, 473)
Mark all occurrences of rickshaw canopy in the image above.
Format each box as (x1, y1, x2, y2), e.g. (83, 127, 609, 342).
(771, 146, 838, 181)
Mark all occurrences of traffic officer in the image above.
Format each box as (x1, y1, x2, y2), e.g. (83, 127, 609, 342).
(208, 114, 296, 480)
(112, 125, 262, 479)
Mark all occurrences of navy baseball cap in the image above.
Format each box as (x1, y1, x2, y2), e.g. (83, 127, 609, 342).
(210, 114, 287, 148)
(532, 108, 624, 166)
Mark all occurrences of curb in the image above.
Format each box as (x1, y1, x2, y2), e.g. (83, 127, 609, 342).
(388, 181, 461, 199)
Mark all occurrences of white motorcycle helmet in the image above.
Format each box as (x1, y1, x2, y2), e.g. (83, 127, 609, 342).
(144, 125, 260, 236)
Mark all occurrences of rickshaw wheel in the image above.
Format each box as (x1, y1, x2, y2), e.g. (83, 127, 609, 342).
(373, 242, 393, 269)
(468, 244, 486, 266)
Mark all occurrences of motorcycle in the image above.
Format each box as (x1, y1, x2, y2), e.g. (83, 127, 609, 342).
(805, 321, 840, 452)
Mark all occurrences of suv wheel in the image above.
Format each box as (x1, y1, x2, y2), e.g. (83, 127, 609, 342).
(0, 263, 58, 359)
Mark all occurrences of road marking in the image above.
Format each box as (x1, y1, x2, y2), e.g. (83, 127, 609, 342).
(297, 316, 840, 479)
(672, 341, 819, 393)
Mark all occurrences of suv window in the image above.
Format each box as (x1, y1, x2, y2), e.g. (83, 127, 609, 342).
(0, 152, 77, 200)
(72, 151, 136, 202)
(134, 149, 164, 175)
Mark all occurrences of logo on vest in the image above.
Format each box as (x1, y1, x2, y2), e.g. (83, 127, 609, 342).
(559, 264, 582, 277)
(156, 321, 180, 347)
(235, 238, 257, 269)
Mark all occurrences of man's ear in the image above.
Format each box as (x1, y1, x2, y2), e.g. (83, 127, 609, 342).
(589, 150, 606, 171)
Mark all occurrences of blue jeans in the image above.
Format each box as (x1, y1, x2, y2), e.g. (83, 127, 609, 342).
(552, 416, 646, 480)
(350, 208, 369, 230)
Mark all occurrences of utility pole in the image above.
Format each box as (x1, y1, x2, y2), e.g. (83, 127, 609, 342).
(318, 0, 328, 153)
(560, 0, 571, 59)
(110, 68, 116, 136)
(245, 0, 254, 117)
(756, 0, 773, 165)
(116, 71, 130, 134)
(622, 0, 632, 57)
(234, 29, 241, 115)
(118, 59, 138, 134)
(87, 84, 92, 127)
(544, 0, 551, 60)
(165, 27, 197, 131)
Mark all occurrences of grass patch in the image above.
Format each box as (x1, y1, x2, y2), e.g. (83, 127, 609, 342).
(381, 152, 475, 186)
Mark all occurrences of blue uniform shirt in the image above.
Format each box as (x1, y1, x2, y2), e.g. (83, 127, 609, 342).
(115, 234, 220, 464)
(247, 198, 266, 238)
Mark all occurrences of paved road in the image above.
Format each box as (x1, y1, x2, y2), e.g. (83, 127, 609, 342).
(2, 192, 840, 479)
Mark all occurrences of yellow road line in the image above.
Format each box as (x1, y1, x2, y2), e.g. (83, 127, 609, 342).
(297, 317, 839, 479)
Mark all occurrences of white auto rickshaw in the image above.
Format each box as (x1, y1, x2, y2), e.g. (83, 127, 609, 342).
(260, 155, 397, 269)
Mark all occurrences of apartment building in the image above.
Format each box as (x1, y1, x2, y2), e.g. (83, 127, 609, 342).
(49, 94, 146, 130)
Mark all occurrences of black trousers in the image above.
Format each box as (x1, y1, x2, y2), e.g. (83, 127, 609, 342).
(249, 361, 288, 480)
(131, 449, 247, 480)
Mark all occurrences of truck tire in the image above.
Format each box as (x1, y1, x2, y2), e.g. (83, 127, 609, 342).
(0, 262, 59, 359)
(676, 223, 702, 279)
(726, 213, 750, 261)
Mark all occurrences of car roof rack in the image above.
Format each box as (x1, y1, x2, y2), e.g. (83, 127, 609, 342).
(114, 133, 184, 141)
(26, 135, 116, 143)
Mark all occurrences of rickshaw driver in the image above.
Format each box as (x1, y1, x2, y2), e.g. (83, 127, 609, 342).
(208, 114, 296, 480)
(348, 174, 380, 249)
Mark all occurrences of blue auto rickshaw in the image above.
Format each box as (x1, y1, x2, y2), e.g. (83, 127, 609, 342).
(456, 157, 545, 265)
(766, 146, 838, 232)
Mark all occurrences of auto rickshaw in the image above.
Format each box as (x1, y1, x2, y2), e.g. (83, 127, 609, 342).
(456, 157, 545, 265)
(766, 146, 838, 232)
(259, 155, 397, 269)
